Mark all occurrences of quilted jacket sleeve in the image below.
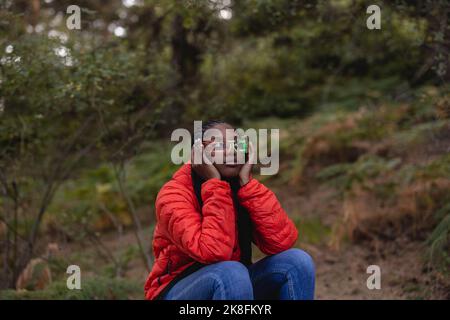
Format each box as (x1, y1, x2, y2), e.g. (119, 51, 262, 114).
(237, 178, 298, 255)
(156, 178, 236, 264)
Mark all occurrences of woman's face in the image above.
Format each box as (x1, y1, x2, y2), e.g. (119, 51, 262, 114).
(203, 123, 243, 178)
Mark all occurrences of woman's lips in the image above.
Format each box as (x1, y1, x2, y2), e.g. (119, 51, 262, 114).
(224, 163, 240, 167)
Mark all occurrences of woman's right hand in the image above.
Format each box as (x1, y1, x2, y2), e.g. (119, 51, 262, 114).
(191, 141, 221, 180)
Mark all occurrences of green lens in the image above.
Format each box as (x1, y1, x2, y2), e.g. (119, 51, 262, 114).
(237, 138, 247, 153)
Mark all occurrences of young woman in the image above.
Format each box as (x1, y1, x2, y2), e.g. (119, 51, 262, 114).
(144, 120, 315, 300)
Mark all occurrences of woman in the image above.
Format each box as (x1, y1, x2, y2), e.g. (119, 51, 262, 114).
(144, 120, 315, 300)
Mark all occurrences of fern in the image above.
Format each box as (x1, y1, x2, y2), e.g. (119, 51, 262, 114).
(316, 155, 401, 194)
(426, 202, 450, 272)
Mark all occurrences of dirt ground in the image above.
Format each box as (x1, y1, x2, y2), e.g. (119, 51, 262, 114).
(276, 184, 449, 299)
(85, 213, 448, 299)
(308, 240, 446, 299)
(59, 180, 448, 300)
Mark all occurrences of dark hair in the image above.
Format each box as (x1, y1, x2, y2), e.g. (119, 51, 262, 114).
(190, 120, 253, 266)
(191, 120, 229, 145)
(202, 120, 228, 133)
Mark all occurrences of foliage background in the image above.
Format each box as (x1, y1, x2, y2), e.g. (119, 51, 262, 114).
(0, 0, 449, 299)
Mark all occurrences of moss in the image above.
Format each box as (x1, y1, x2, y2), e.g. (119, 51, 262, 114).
(294, 217, 331, 245)
(0, 276, 142, 300)
(426, 201, 450, 274)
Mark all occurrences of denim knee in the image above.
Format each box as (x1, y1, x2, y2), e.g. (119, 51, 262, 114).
(210, 261, 253, 299)
(275, 248, 315, 277)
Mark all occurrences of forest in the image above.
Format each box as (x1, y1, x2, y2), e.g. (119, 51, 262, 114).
(0, 0, 449, 299)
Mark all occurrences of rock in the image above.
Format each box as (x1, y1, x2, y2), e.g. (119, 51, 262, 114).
(16, 258, 52, 291)
(15, 242, 60, 291)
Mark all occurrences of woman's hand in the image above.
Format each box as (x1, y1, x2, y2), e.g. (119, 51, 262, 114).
(239, 141, 255, 186)
(191, 141, 221, 180)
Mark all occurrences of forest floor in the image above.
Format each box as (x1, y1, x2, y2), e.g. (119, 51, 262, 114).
(53, 111, 450, 300)
(273, 185, 448, 300)
(81, 210, 447, 300)
(59, 96, 450, 299)
(62, 180, 447, 300)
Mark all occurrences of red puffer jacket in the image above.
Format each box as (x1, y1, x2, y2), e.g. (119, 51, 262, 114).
(144, 164, 298, 300)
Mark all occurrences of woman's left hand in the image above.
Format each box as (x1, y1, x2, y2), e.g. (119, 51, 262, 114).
(239, 141, 256, 186)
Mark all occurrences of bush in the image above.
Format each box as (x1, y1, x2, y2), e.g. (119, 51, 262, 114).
(0, 276, 141, 300)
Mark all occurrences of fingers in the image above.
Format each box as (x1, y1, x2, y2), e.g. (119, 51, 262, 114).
(248, 141, 256, 164)
(192, 141, 203, 165)
(191, 142, 214, 165)
(202, 147, 213, 165)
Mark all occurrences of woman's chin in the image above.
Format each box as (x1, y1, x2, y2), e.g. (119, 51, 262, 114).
(217, 164, 242, 178)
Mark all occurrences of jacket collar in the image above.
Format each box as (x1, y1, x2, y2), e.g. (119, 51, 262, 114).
(172, 163, 193, 187)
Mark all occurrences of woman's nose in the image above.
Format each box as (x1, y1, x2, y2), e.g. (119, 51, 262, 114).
(224, 143, 237, 162)
(226, 144, 234, 155)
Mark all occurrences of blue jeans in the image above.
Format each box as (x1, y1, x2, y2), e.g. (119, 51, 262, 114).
(162, 248, 315, 300)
